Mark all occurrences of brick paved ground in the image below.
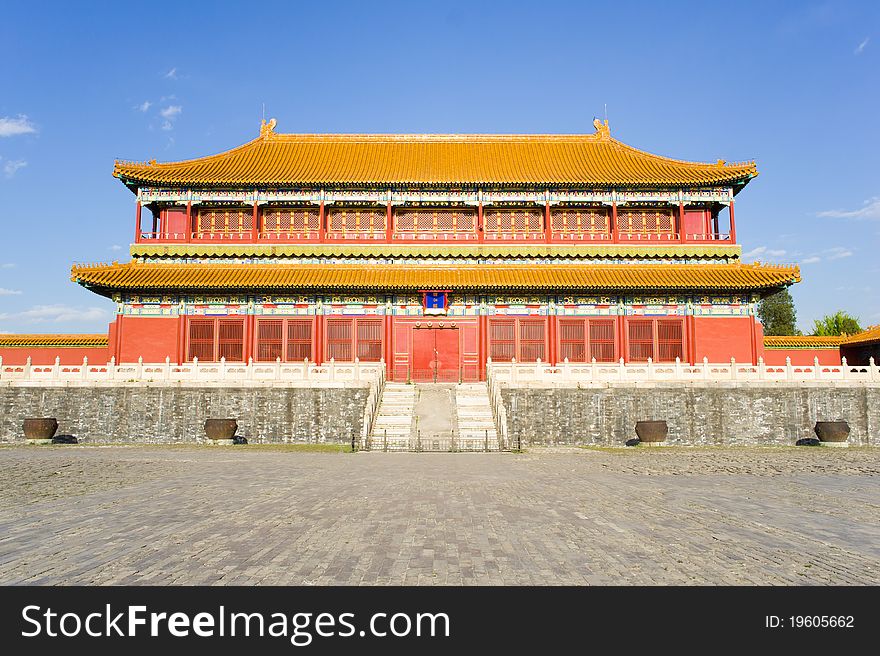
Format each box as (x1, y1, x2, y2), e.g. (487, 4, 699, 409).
(0, 445, 878, 585)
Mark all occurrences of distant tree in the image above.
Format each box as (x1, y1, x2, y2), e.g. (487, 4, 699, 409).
(811, 311, 862, 337)
(758, 288, 800, 336)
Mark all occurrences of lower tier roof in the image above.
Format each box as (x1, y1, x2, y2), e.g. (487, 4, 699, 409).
(763, 335, 843, 349)
(72, 261, 800, 296)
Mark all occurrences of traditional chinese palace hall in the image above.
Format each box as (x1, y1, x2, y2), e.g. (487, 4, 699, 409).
(6, 119, 805, 380)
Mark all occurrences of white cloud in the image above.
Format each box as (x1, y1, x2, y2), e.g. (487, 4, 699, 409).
(743, 246, 787, 259)
(164, 67, 178, 80)
(160, 105, 182, 119)
(0, 115, 37, 137)
(855, 37, 869, 55)
(801, 256, 822, 264)
(2, 159, 26, 178)
(0, 304, 111, 324)
(109, 244, 123, 251)
(159, 105, 182, 131)
(826, 246, 853, 260)
(0, 263, 14, 269)
(136, 100, 152, 112)
(818, 196, 880, 220)
(0, 288, 22, 296)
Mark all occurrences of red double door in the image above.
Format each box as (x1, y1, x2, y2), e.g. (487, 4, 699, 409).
(411, 327, 460, 382)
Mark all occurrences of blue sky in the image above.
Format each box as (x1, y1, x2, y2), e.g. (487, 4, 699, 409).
(0, 0, 877, 335)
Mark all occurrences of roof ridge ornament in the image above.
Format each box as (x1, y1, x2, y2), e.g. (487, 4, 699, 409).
(593, 118, 610, 139)
(260, 117, 277, 139)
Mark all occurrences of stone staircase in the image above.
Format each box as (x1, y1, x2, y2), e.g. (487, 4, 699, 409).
(368, 382, 416, 451)
(368, 382, 500, 451)
(454, 384, 499, 451)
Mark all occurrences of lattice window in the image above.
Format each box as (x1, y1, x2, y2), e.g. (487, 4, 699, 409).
(394, 209, 476, 233)
(287, 320, 312, 361)
(327, 208, 386, 234)
(657, 320, 684, 362)
(484, 208, 544, 234)
(558, 319, 616, 362)
(188, 317, 244, 362)
(550, 208, 609, 234)
(559, 320, 587, 362)
(518, 320, 545, 362)
(589, 319, 616, 363)
(196, 207, 253, 234)
(356, 319, 383, 362)
(218, 319, 244, 361)
(256, 320, 283, 362)
(327, 319, 353, 361)
(626, 319, 684, 362)
(188, 319, 215, 361)
(489, 320, 516, 361)
(262, 207, 319, 233)
(627, 320, 655, 362)
(617, 209, 674, 234)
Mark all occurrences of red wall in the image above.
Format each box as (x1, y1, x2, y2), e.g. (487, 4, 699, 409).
(693, 316, 757, 364)
(762, 348, 841, 366)
(0, 346, 109, 365)
(116, 316, 181, 363)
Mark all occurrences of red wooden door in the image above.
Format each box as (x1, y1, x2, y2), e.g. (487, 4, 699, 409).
(411, 328, 460, 382)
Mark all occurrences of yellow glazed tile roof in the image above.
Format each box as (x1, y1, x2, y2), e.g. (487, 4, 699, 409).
(841, 325, 880, 346)
(763, 335, 843, 349)
(0, 334, 108, 348)
(72, 261, 798, 294)
(114, 120, 757, 187)
(130, 243, 741, 260)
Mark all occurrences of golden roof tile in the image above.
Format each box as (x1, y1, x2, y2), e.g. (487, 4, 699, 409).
(840, 325, 880, 346)
(114, 121, 757, 187)
(0, 334, 108, 348)
(763, 335, 843, 349)
(72, 261, 799, 295)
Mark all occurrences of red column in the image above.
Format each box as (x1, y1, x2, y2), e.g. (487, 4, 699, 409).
(547, 314, 556, 365)
(186, 201, 193, 242)
(251, 203, 259, 242)
(176, 315, 185, 365)
(617, 314, 626, 362)
(478, 201, 485, 243)
(543, 203, 551, 243)
(384, 312, 393, 375)
(314, 312, 324, 364)
(115, 314, 124, 362)
(385, 202, 393, 242)
(134, 202, 142, 243)
(679, 202, 687, 242)
(318, 201, 326, 243)
(750, 316, 758, 365)
(685, 315, 695, 364)
(611, 202, 619, 243)
(728, 200, 737, 243)
(478, 312, 488, 380)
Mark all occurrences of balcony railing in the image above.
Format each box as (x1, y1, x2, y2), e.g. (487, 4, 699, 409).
(135, 230, 734, 246)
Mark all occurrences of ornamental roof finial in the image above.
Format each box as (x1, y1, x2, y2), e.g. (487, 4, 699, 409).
(592, 117, 610, 139)
(260, 117, 277, 138)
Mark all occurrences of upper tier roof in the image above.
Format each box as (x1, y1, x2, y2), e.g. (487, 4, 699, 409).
(114, 119, 757, 188)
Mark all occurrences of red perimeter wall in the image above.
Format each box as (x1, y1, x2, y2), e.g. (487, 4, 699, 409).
(762, 348, 841, 366)
(0, 346, 109, 365)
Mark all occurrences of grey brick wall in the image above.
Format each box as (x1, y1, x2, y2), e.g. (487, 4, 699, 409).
(500, 384, 880, 446)
(0, 385, 369, 444)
